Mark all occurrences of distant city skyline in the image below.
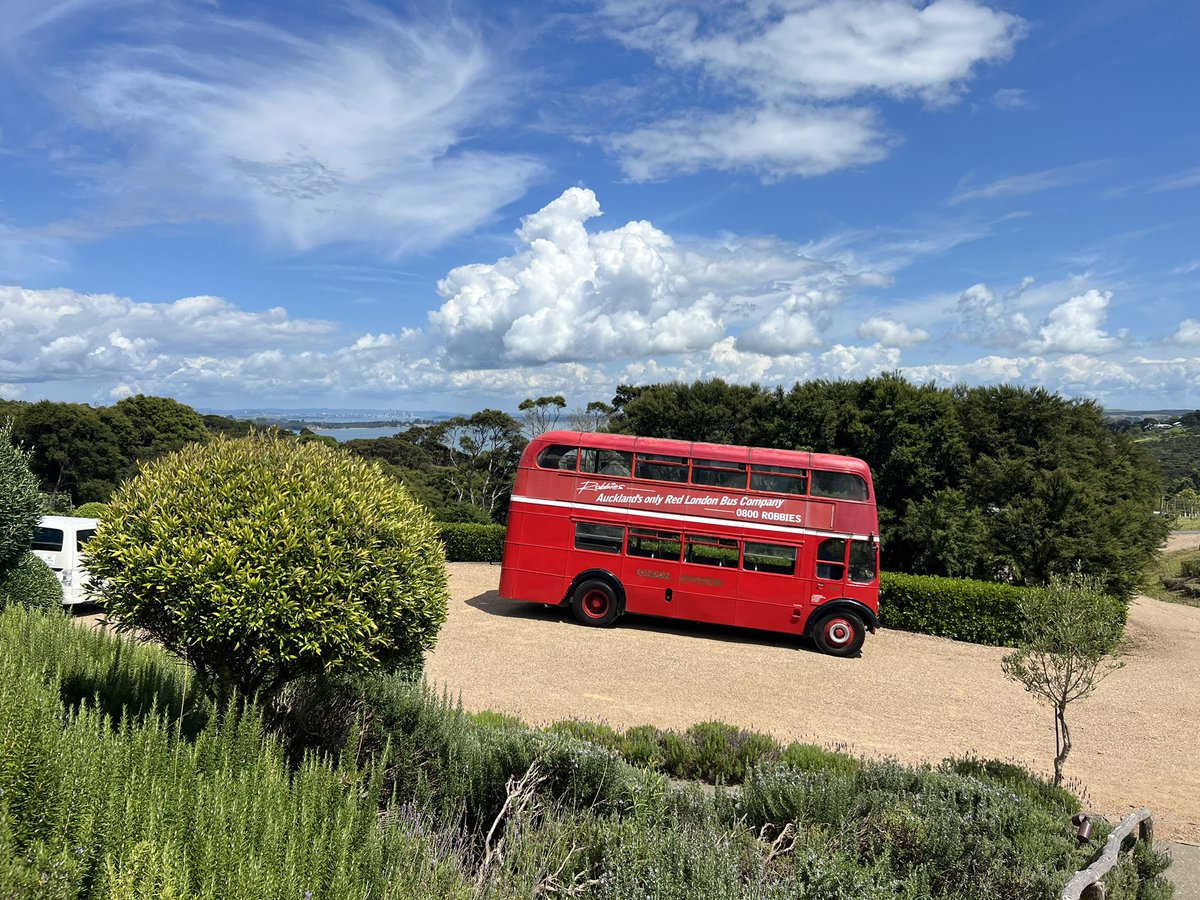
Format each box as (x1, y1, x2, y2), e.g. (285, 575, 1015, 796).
(2, 1, 1198, 413)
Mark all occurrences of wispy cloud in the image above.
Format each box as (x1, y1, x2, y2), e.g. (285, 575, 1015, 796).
(12, 6, 542, 253)
(1148, 168, 1200, 193)
(950, 161, 1108, 204)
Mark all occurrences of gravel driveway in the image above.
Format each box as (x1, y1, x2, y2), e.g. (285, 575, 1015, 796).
(428, 562, 1200, 842)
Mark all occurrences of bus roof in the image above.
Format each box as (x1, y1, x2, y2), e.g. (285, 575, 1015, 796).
(528, 431, 871, 476)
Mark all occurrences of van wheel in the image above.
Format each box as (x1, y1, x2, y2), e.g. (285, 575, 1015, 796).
(813, 611, 865, 657)
(571, 580, 619, 627)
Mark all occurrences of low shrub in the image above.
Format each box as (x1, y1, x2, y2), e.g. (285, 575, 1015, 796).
(880, 571, 1039, 646)
(438, 523, 506, 562)
(547, 718, 626, 752)
(781, 741, 861, 778)
(70, 502, 109, 518)
(0, 552, 63, 612)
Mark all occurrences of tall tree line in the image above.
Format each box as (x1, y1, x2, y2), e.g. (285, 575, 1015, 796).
(608, 375, 1169, 596)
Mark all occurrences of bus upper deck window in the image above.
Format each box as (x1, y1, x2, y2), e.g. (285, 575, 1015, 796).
(691, 458, 747, 489)
(811, 470, 868, 501)
(749, 464, 808, 495)
(537, 445, 578, 470)
(636, 453, 688, 483)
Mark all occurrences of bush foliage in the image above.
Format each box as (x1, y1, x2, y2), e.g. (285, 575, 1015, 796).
(882, 572, 1043, 646)
(84, 433, 449, 707)
(0, 419, 42, 571)
(1, 607, 1173, 900)
(439, 523, 506, 562)
(0, 552, 63, 612)
(69, 502, 109, 519)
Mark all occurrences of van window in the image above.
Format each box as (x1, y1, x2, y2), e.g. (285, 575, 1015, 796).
(77, 529, 97, 551)
(31, 528, 64, 552)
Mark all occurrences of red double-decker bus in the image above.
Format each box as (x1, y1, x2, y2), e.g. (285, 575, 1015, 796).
(499, 431, 880, 656)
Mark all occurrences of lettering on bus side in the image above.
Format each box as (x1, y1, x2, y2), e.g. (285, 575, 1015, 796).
(635, 568, 673, 581)
(680, 574, 723, 587)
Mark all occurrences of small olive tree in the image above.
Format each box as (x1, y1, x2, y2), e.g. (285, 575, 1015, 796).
(85, 433, 449, 709)
(1002, 571, 1125, 787)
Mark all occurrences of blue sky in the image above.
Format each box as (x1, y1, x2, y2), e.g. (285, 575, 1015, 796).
(1, 0, 1198, 414)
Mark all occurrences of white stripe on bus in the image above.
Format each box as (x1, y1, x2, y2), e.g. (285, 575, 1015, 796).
(509, 494, 874, 542)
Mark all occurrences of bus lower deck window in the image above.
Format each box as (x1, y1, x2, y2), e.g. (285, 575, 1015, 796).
(849, 540, 877, 583)
(743, 542, 797, 575)
(627, 528, 681, 560)
(575, 522, 624, 553)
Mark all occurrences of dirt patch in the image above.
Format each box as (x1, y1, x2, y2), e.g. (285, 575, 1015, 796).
(428, 562, 1200, 842)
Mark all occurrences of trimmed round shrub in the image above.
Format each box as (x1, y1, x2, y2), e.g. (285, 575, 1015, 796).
(0, 552, 64, 611)
(1, 420, 42, 571)
(71, 502, 109, 519)
(84, 433, 449, 706)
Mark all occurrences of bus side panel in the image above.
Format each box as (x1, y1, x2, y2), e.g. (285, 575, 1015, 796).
(735, 570, 811, 634)
(499, 507, 570, 604)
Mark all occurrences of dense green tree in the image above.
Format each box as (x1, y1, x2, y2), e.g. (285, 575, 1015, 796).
(13, 401, 126, 503)
(609, 379, 774, 445)
(85, 433, 449, 709)
(110, 394, 210, 463)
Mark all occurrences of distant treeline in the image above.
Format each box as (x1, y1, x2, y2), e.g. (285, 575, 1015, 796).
(2, 375, 1174, 596)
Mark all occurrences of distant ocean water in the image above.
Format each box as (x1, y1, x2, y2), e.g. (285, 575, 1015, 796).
(308, 426, 404, 442)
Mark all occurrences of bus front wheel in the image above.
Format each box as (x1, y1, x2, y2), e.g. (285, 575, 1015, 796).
(813, 611, 865, 657)
(571, 580, 619, 627)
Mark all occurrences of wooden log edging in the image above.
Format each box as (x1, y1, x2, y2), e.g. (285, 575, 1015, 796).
(1061, 807, 1153, 900)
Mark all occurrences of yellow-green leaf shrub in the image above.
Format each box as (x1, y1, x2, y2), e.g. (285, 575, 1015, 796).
(84, 433, 448, 704)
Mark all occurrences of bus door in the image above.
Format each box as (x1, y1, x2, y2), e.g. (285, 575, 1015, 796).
(620, 527, 682, 619)
(677, 533, 740, 625)
(735, 540, 811, 633)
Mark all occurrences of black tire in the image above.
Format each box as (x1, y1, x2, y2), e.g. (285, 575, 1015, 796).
(813, 610, 866, 657)
(570, 579, 619, 627)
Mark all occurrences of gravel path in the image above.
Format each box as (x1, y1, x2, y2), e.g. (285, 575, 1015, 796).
(427, 562, 1200, 842)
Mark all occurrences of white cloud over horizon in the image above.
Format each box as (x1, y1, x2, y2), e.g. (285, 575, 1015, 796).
(4, 188, 1198, 411)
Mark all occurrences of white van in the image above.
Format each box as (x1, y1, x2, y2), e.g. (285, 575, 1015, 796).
(30, 515, 100, 606)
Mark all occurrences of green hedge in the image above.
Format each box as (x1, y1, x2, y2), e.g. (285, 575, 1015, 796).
(0, 552, 63, 612)
(438, 523, 506, 562)
(879, 571, 1036, 646)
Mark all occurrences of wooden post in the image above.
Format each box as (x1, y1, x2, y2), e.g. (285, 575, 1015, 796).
(1062, 808, 1153, 900)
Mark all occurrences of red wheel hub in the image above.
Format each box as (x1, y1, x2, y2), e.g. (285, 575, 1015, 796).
(583, 591, 609, 618)
(823, 617, 855, 647)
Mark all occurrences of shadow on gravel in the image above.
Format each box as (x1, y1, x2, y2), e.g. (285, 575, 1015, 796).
(464, 591, 828, 654)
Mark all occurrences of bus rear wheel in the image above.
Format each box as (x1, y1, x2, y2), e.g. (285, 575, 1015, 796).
(813, 611, 865, 657)
(571, 580, 619, 627)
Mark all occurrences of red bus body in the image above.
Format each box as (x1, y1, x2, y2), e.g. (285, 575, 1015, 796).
(499, 431, 881, 656)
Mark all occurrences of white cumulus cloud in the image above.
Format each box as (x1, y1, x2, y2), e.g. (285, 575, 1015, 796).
(1025, 289, 1124, 354)
(857, 316, 930, 347)
(429, 187, 883, 367)
(598, 0, 1025, 179)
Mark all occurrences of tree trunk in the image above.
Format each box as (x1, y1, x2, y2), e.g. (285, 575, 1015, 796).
(1053, 704, 1072, 787)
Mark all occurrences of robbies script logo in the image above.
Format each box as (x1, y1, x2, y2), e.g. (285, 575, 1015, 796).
(577, 480, 624, 493)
